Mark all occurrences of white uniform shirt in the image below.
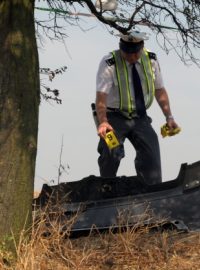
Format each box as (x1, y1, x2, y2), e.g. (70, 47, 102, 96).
(96, 51, 164, 109)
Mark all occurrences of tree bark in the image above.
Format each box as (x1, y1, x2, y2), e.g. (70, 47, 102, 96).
(0, 0, 40, 249)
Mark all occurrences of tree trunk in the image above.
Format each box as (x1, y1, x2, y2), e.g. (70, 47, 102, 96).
(0, 0, 40, 250)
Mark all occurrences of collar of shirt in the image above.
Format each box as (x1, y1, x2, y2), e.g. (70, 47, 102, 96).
(125, 59, 141, 68)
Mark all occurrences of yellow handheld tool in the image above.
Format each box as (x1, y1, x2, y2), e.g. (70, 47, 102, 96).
(161, 124, 181, 138)
(105, 131, 120, 149)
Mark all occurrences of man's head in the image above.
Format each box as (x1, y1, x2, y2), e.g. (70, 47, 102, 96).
(119, 31, 149, 63)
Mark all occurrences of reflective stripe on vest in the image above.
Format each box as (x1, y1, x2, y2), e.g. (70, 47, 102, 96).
(112, 49, 155, 115)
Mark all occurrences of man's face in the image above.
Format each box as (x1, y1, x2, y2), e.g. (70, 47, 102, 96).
(121, 48, 143, 64)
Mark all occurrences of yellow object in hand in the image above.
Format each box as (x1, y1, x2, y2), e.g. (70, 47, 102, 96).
(161, 124, 181, 138)
(105, 131, 120, 149)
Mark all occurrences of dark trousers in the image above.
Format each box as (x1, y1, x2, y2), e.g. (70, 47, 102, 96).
(97, 112, 162, 185)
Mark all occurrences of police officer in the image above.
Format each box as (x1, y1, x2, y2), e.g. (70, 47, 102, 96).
(95, 30, 179, 185)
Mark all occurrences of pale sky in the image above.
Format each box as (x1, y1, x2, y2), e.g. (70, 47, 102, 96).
(34, 8, 200, 191)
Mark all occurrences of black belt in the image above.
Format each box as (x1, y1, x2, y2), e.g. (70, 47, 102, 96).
(106, 107, 141, 119)
(106, 107, 120, 112)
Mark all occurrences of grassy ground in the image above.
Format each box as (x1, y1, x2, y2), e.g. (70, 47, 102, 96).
(0, 208, 199, 270)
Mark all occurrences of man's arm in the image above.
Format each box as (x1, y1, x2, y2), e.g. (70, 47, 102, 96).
(155, 87, 179, 129)
(96, 92, 113, 138)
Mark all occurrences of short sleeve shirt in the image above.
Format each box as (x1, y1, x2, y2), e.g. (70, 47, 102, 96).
(96, 51, 164, 108)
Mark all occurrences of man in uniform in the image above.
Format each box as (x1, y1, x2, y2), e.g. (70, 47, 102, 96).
(95, 30, 179, 185)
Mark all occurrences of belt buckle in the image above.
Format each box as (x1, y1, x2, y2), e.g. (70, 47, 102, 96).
(129, 112, 137, 119)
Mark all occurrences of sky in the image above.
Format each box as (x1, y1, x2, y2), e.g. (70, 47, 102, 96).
(34, 4, 200, 191)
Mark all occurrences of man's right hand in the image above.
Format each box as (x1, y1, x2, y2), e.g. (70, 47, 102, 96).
(98, 122, 114, 138)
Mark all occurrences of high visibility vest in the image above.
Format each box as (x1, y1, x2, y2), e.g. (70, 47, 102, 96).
(112, 49, 155, 118)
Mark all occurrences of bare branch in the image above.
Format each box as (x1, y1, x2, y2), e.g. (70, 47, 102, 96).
(35, 0, 200, 65)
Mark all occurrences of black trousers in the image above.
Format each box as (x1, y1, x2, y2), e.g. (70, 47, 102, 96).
(97, 112, 162, 185)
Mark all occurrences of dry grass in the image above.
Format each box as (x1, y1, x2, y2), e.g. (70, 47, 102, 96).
(0, 206, 199, 270)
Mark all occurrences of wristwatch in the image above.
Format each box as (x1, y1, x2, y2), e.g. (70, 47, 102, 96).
(166, 115, 174, 121)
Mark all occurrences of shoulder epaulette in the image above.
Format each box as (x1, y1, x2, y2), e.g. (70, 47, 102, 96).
(105, 57, 115, 66)
(147, 51, 157, 61)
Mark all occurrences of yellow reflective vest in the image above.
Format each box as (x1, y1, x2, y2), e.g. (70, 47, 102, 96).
(112, 49, 155, 118)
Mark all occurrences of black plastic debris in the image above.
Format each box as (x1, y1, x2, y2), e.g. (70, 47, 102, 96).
(34, 161, 200, 233)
